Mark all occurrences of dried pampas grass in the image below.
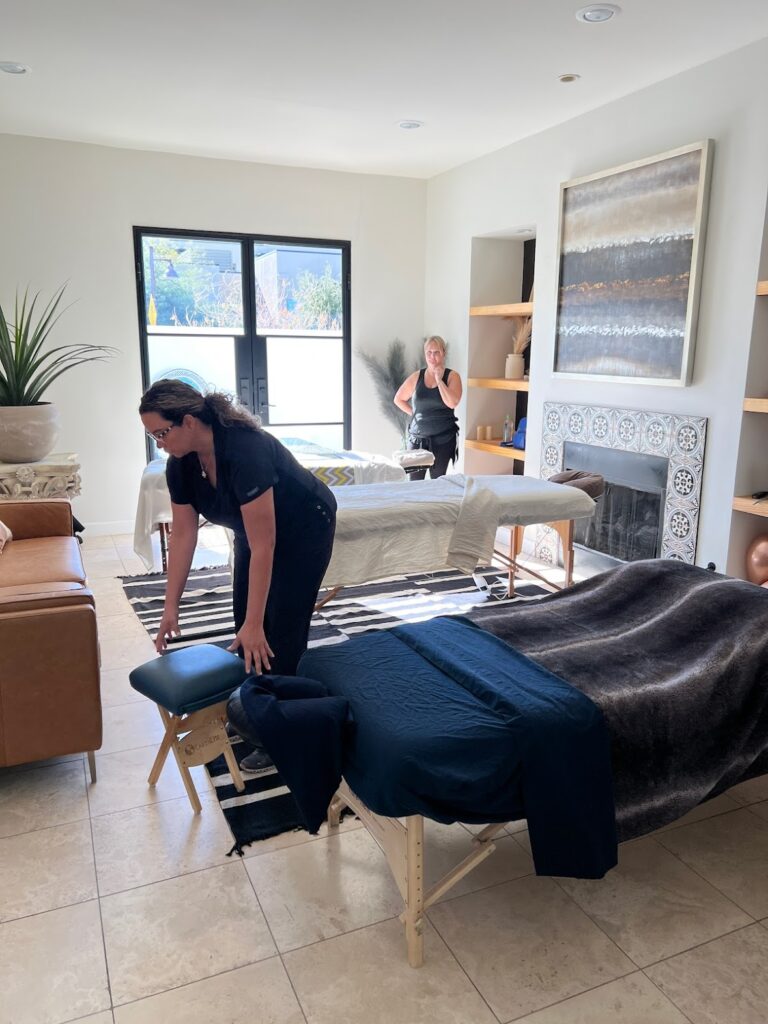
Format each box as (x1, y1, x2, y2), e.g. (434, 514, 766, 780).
(512, 317, 532, 355)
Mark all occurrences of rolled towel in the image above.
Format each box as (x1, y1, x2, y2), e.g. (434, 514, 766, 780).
(392, 448, 436, 469)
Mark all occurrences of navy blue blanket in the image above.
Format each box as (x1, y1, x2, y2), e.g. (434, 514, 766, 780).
(299, 616, 617, 879)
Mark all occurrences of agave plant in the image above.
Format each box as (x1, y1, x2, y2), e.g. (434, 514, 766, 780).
(358, 338, 419, 441)
(0, 287, 117, 406)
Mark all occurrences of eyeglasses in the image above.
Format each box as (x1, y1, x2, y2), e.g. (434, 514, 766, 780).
(146, 424, 176, 441)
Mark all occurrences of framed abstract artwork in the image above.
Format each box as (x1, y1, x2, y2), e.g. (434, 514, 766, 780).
(553, 140, 713, 386)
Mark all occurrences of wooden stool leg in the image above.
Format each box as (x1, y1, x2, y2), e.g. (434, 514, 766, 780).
(222, 738, 246, 793)
(169, 740, 203, 814)
(147, 707, 177, 785)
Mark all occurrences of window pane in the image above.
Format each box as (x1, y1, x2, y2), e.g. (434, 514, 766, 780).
(254, 243, 343, 333)
(146, 335, 237, 394)
(266, 424, 344, 450)
(142, 235, 243, 332)
(266, 336, 342, 424)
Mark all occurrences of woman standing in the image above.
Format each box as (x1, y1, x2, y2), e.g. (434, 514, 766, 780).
(139, 380, 337, 766)
(394, 336, 462, 480)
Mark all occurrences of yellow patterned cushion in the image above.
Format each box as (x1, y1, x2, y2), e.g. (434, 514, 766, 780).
(309, 465, 356, 487)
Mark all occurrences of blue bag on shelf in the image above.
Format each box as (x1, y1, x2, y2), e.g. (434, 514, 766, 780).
(512, 417, 527, 450)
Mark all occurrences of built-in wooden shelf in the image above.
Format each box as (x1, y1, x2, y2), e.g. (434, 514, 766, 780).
(733, 496, 768, 517)
(744, 398, 768, 413)
(464, 439, 525, 462)
(469, 302, 533, 318)
(467, 377, 529, 391)
(757, 280, 768, 296)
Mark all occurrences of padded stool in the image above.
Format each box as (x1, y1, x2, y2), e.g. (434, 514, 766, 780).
(129, 644, 248, 813)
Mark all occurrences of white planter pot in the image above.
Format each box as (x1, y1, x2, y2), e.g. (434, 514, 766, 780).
(504, 353, 525, 380)
(0, 404, 60, 463)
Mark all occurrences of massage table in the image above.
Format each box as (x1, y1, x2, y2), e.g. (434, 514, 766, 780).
(322, 472, 596, 594)
(133, 440, 406, 571)
(300, 560, 768, 966)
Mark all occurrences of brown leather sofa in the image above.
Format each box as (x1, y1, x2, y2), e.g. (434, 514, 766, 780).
(0, 500, 101, 779)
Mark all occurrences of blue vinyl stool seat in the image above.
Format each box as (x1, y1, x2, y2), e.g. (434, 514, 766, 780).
(129, 644, 248, 813)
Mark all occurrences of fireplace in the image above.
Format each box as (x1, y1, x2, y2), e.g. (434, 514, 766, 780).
(539, 403, 707, 568)
(564, 442, 668, 568)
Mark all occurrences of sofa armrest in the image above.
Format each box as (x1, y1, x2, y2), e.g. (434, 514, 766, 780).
(0, 500, 74, 539)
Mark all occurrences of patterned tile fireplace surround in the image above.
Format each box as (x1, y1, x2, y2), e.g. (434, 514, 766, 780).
(539, 402, 707, 565)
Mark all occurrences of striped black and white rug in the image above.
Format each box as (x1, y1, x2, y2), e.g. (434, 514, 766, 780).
(120, 564, 549, 652)
(120, 564, 549, 851)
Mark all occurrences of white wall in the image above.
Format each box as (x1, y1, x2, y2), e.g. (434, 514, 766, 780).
(0, 135, 426, 531)
(424, 37, 768, 571)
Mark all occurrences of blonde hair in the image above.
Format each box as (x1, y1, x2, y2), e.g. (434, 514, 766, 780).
(424, 335, 446, 357)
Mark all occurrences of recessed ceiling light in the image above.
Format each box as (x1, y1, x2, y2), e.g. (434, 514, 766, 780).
(0, 61, 30, 75)
(558, 73, 581, 83)
(398, 120, 424, 131)
(575, 4, 621, 23)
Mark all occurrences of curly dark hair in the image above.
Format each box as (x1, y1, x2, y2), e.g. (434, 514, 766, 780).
(139, 379, 260, 431)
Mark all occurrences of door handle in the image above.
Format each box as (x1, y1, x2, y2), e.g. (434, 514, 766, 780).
(239, 377, 252, 410)
(256, 378, 274, 416)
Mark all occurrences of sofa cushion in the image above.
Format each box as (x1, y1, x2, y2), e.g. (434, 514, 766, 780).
(0, 519, 11, 552)
(0, 537, 86, 589)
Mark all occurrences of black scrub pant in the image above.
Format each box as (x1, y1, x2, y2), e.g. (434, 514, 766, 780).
(407, 433, 457, 481)
(232, 496, 336, 676)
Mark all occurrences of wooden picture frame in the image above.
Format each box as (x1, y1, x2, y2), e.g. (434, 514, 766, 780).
(553, 140, 713, 386)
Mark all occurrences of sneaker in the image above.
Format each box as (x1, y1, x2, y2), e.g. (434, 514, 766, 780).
(239, 748, 275, 774)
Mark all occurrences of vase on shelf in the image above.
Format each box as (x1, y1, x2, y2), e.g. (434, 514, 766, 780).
(504, 353, 525, 380)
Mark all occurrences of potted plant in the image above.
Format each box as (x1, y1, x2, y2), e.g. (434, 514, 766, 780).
(0, 287, 117, 463)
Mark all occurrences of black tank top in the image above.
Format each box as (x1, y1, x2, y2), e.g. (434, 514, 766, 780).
(410, 368, 458, 440)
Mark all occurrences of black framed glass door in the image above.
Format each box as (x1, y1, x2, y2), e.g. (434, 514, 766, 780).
(134, 228, 351, 455)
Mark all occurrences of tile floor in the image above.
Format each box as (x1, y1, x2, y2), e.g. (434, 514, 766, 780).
(2, 530, 768, 1023)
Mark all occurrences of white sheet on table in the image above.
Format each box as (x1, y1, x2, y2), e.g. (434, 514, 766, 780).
(133, 450, 405, 570)
(323, 473, 595, 588)
(133, 460, 173, 571)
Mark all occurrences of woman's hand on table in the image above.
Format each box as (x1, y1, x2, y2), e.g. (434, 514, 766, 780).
(155, 608, 181, 652)
(228, 622, 275, 675)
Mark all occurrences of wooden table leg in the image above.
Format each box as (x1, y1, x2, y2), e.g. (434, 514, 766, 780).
(549, 519, 575, 587)
(507, 525, 525, 596)
(158, 523, 170, 573)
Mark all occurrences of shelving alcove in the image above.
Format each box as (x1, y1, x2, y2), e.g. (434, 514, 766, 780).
(729, 279, 768, 573)
(465, 303, 533, 470)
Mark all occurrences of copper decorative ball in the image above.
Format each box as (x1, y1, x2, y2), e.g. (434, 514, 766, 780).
(745, 534, 768, 585)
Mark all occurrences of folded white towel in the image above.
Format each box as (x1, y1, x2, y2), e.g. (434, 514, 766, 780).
(446, 476, 501, 574)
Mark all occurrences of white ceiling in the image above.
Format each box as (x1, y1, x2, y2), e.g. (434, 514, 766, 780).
(3, 0, 768, 179)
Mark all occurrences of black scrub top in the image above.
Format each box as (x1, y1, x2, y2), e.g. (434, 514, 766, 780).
(165, 422, 336, 542)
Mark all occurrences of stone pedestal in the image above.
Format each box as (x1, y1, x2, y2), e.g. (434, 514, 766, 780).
(0, 453, 81, 501)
